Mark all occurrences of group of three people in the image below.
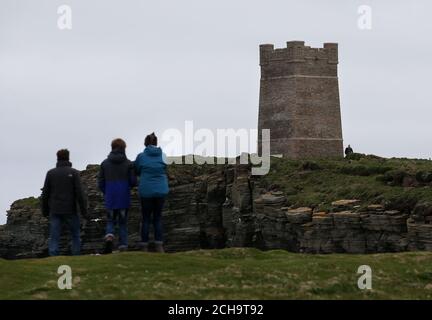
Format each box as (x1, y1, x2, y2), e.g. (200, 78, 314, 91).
(41, 133, 169, 256)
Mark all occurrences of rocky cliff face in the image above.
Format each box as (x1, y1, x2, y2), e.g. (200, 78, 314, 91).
(1, 160, 432, 259)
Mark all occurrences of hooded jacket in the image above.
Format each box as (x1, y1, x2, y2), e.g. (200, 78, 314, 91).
(41, 161, 88, 216)
(135, 145, 169, 198)
(98, 150, 137, 209)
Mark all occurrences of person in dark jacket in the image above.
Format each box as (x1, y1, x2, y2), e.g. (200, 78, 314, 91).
(135, 133, 169, 253)
(41, 149, 88, 256)
(98, 138, 136, 253)
(345, 144, 354, 157)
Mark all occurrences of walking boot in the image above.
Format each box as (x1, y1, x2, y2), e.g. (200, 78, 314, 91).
(155, 241, 165, 253)
(103, 235, 114, 254)
(140, 242, 149, 252)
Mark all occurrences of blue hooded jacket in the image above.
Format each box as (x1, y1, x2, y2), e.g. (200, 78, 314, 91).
(98, 150, 136, 209)
(135, 145, 169, 198)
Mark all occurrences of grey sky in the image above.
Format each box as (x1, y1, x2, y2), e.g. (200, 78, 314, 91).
(1, 0, 431, 224)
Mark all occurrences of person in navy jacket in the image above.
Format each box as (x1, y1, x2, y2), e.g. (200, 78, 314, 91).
(135, 133, 169, 253)
(98, 138, 136, 253)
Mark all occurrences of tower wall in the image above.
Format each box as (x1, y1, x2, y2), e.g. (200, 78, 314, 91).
(258, 41, 343, 159)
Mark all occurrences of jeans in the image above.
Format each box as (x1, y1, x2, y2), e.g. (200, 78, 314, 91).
(105, 209, 128, 247)
(49, 214, 81, 256)
(140, 197, 165, 243)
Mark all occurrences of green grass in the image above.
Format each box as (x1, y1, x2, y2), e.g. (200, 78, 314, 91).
(258, 155, 432, 212)
(1, 248, 432, 300)
(12, 197, 40, 208)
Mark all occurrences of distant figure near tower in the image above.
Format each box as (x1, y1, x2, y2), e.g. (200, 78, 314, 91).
(258, 41, 343, 159)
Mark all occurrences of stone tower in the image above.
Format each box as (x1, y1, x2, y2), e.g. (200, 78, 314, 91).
(258, 41, 343, 159)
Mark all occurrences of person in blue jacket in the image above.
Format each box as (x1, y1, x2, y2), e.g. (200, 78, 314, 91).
(135, 133, 169, 253)
(98, 138, 136, 253)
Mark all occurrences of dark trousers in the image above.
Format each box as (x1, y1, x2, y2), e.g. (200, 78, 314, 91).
(105, 209, 128, 248)
(140, 197, 165, 243)
(49, 214, 81, 256)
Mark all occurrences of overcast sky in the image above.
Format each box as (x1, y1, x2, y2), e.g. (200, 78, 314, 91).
(1, 0, 431, 224)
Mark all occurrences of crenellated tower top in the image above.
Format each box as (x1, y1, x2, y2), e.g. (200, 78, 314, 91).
(260, 41, 338, 66)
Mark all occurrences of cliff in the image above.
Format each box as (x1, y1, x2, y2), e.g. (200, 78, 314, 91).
(1, 154, 432, 259)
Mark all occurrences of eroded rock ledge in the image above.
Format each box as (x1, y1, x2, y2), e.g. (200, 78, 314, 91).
(1, 161, 432, 259)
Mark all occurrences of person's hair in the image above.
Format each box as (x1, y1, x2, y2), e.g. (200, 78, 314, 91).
(57, 149, 70, 161)
(144, 133, 158, 147)
(111, 138, 126, 151)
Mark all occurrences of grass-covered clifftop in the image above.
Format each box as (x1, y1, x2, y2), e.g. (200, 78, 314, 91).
(258, 154, 432, 213)
(8, 153, 432, 215)
(1, 248, 432, 299)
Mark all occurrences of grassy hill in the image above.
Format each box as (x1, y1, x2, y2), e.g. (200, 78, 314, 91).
(1, 248, 432, 300)
(257, 154, 432, 212)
